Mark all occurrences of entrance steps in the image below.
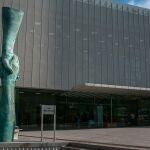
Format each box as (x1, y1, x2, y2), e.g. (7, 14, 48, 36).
(61, 142, 148, 150)
(61, 146, 87, 150)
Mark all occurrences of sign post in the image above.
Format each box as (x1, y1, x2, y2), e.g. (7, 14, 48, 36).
(54, 106, 56, 142)
(41, 105, 56, 142)
(41, 106, 43, 142)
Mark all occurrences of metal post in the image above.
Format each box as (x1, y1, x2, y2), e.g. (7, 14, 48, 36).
(53, 106, 56, 142)
(41, 106, 43, 142)
(111, 97, 113, 124)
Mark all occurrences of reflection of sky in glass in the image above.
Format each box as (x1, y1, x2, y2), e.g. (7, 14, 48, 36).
(113, 0, 150, 9)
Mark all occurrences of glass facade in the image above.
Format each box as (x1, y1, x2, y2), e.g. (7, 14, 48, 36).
(15, 88, 150, 130)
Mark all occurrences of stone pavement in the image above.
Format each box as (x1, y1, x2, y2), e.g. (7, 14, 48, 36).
(18, 127, 150, 148)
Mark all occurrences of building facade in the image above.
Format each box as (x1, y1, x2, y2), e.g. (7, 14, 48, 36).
(0, 0, 150, 129)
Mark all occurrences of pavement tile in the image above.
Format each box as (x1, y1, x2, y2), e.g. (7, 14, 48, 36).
(18, 127, 150, 147)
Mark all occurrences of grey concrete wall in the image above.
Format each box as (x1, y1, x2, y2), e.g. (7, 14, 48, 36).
(0, 0, 150, 90)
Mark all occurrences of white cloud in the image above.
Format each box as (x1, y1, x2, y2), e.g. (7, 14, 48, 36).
(128, 0, 135, 5)
(128, 0, 150, 9)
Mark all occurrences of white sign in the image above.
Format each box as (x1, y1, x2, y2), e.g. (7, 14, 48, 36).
(42, 105, 55, 115)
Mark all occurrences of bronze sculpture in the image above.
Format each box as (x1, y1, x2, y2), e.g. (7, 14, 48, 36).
(0, 7, 24, 142)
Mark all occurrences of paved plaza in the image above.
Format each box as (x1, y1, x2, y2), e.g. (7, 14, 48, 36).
(18, 127, 150, 148)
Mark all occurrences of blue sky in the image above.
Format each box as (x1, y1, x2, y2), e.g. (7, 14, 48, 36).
(113, 0, 150, 9)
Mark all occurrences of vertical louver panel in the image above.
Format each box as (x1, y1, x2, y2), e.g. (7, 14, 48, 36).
(0, 0, 150, 89)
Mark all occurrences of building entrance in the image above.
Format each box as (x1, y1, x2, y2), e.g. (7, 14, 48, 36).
(56, 102, 103, 129)
(16, 88, 150, 130)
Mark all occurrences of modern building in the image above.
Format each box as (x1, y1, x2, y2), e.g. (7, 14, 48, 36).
(0, 0, 150, 129)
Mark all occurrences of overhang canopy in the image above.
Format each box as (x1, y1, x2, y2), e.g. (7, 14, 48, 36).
(72, 83, 150, 97)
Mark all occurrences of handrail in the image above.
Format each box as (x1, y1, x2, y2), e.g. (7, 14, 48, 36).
(0, 142, 68, 149)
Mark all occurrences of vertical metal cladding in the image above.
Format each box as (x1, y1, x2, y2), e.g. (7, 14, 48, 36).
(0, 0, 150, 90)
